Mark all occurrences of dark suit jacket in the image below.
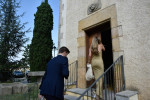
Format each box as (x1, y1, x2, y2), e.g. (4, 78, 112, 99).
(39, 55, 69, 100)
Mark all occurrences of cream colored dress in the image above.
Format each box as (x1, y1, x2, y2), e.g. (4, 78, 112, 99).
(91, 51, 104, 98)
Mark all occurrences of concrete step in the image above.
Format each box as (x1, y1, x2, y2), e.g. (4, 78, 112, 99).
(67, 88, 96, 97)
(65, 84, 77, 89)
(64, 95, 78, 100)
(64, 88, 96, 100)
(64, 88, 116, 100)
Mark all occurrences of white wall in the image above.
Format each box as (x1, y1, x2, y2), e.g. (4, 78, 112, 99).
(58, 0, 150, 99)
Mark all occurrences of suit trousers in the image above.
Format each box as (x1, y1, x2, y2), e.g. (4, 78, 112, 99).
(44, 95, 62, 100)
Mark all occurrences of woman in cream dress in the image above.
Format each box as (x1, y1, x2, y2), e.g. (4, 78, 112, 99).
(88, 34, 105, 100)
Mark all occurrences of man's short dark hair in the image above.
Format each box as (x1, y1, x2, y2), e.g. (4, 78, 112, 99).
(58, 46, 70, 54)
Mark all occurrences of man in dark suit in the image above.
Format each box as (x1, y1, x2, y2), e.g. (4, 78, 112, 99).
(39, 46, 70, 100)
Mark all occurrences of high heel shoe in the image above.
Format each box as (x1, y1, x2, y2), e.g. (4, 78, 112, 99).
(96, 96, 100, 100)
(96, 96, 103, 100)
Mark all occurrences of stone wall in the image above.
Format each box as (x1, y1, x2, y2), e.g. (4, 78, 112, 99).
(58, 0, 67, 48)
(116, 0, 150, 100)
(59, 0, 93, 63)
(0, 83, 28, 95)
(58, 0, 150, 99)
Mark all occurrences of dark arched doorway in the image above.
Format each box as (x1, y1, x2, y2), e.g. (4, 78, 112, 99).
(85, 21, 113, 87)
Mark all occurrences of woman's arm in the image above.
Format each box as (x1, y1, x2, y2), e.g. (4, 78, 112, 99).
(88, 47, 92, 64)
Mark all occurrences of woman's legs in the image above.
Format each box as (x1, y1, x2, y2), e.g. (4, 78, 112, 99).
(96, 77, 103, 98)
(93, 69, 104, 99)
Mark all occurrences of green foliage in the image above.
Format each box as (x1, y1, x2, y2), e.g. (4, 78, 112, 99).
(0, 0, 29, 71)
(20, 44, 30, 68)
(29, 0, 53, 71)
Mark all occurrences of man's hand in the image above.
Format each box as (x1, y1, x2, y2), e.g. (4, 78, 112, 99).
(38, 93, 44, 100)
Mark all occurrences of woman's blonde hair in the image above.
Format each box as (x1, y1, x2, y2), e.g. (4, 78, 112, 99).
(91, 36, 101, 55)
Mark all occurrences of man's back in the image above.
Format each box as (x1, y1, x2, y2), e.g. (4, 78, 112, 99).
(40, 55, 69, 100)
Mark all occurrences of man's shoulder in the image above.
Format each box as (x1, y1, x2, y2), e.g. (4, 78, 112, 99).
(56, 55, 68, 62)
(57, 55, 68, 59)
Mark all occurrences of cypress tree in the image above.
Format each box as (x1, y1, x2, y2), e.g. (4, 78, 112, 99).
(29, 0, 53, 71)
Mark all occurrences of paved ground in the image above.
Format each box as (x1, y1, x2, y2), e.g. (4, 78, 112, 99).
(13, 77, 28, 83)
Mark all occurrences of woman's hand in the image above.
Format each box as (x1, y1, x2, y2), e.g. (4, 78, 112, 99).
(87, 63, 91, 68)
(101, 44, 105, 51)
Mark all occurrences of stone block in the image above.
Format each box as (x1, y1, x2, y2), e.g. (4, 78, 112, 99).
(0, 82, 29, 95)
(28, 71, 45, 83)
(77, 36, 86, 47)
(78, 46, 86, 57)
(21, 84, 28, 93)
(12, 84, 22, 94)
(78, 67, 86, 88)
(111, 18, 118, 29)
(0, 85, 12, 95)
(111, 25, 123, 39)
(28, 71, 45, 76)
(77, 57, 86, 68)
(78, 31, 86, 38)
(116, 90, 138, 100)
(112, 38, 120, 51)
(37, 76, 43, 82)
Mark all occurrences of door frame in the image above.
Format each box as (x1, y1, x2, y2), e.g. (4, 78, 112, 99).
(77, 4, 124, 88)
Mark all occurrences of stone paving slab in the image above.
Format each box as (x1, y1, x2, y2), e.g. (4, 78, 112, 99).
(64, 95, 78, 100)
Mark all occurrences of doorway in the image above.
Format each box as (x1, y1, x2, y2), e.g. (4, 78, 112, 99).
(85, 21, 113, 87)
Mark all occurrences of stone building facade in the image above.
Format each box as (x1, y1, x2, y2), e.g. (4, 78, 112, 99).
(58, 0, 150, 100)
